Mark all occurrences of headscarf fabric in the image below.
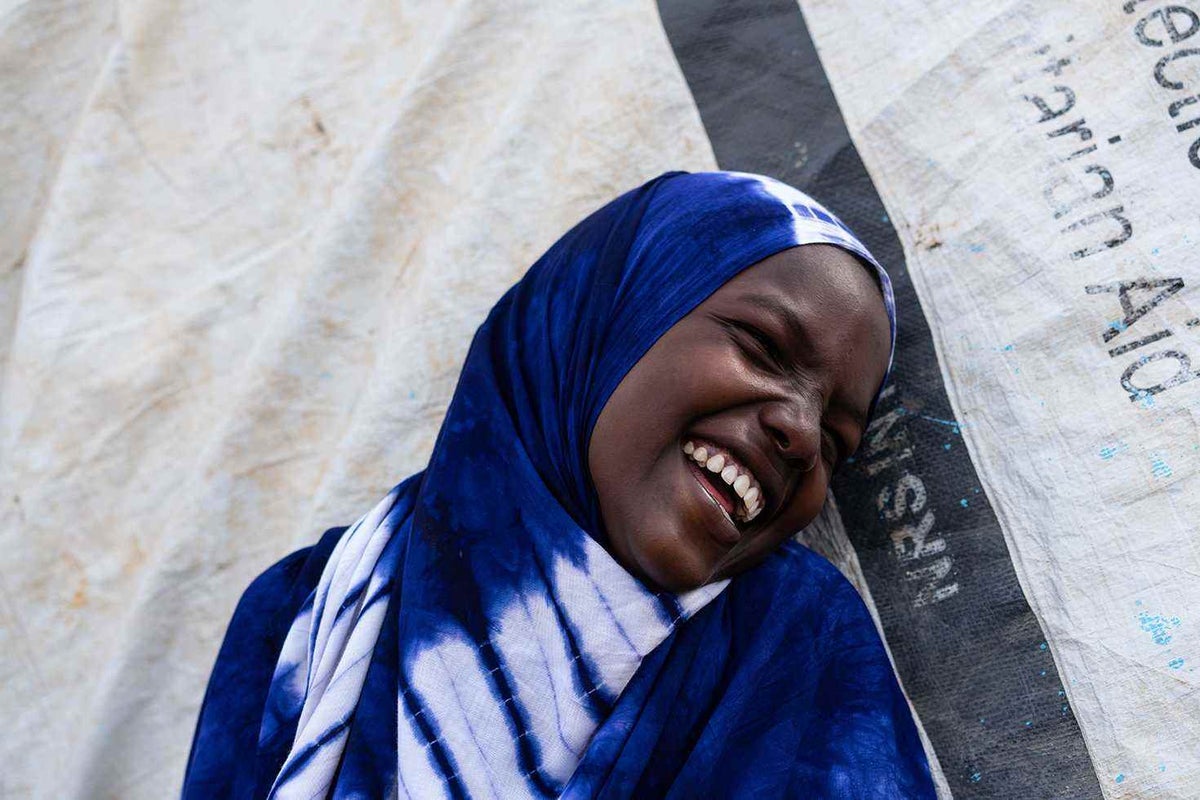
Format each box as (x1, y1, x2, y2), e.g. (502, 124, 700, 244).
(183, 172, 930, 799)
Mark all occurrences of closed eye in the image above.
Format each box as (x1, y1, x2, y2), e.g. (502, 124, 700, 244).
(720, 317, 783, 370)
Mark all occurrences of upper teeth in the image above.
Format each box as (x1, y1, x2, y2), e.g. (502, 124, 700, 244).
(683, 440, 765, 523)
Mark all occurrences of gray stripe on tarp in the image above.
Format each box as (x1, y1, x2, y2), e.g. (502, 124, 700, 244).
(656, 1, 1103, 797)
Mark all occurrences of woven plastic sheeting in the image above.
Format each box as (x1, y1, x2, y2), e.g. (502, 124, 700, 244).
(801, 0, 1200, 795)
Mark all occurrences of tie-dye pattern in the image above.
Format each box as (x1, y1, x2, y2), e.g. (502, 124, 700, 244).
(183, 172, 931, 799)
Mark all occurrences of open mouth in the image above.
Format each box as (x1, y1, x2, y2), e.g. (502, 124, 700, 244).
(682, 439, 765, 539)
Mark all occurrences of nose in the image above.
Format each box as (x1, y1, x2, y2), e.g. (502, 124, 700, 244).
(760, 394, 822, 472)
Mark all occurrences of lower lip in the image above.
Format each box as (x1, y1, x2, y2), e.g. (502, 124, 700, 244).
(685, 456, 742, 546)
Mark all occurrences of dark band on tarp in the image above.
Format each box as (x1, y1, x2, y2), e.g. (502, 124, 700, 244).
(657, 1, 1102, 797)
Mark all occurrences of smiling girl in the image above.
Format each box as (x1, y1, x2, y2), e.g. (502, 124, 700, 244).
(590, 242, 890, 593)
(183, 171, 933, 799)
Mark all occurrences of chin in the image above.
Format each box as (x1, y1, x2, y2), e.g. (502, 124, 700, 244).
(632, 535, 717, 593)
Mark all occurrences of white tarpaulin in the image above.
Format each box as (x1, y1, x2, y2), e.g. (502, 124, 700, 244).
(0, 2, 719, 795)
(802, 0, 1200, 795)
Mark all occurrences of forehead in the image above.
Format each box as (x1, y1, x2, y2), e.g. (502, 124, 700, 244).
(715, 244, 885, 322)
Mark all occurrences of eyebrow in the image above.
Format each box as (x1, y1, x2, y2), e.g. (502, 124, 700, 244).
(735, 291, 869, 431)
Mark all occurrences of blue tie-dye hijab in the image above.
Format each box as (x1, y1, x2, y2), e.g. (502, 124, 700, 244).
(183, 171, 931, 799)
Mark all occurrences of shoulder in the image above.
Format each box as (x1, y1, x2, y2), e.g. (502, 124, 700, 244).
(202, 524, 347, 695)
(231, 526, 345, 623)
(183, 527, 347, 798)
(767, 538, 856, 586)
(718, 543, 936, 798)
(727, 540, 874, 640)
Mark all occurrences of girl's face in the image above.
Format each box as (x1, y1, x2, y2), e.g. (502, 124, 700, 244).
(588, 244, 892, 592)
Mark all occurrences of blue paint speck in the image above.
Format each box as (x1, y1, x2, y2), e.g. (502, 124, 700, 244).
(1150, 454, 1173, 479)
(1024, 720, 1033, 728)
(1040, 670, 1047, 676)
(969, 243, 986, 253)
(960, 498, 969, 508)
(1138, 612, 1181, 646)
(408, 390, 416, 399)
(943, 443, 952, 451)
(1039, 642, 1048, 651)
(917, 412, 961, 434)
(1160, 764, 1167, 772)
(1168, 657, 1185, 670)
(1116, 773, 1126, 784)
(969, 771, 982, 783)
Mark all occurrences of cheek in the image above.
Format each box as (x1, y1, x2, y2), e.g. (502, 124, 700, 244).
(774, 473, 828, 536)
(615, 333, 749, 442)
(673, 340, 762, 415)
(788, 475, 831, 528)
(735, 474, 830, 571)
(587, 330, 758, 587)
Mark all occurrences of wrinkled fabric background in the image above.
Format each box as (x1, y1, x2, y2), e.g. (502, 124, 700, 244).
(7, 0, 1197, 797)
(0, 2, 725, 795)
(801, 0, 1200, 796)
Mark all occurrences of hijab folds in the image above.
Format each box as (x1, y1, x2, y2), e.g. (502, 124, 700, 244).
(183, 171, 932, 799)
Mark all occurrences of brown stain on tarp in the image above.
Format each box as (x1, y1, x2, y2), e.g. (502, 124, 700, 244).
(299, 95, 331, 153)
(915, 222, 944, 251)
(60, 552, 88, 610)
(122, 537, 146, 577)
(68, 578, 88, 610)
